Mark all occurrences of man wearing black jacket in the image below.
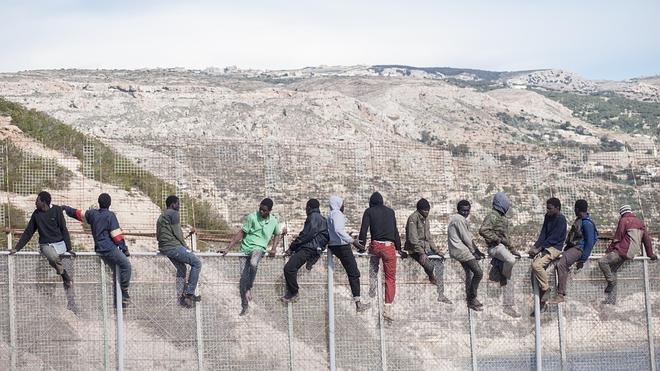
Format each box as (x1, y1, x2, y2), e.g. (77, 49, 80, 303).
(281, 199, 329, 303)
(359, 192, 404, 322)
(10, 191, 75, 288)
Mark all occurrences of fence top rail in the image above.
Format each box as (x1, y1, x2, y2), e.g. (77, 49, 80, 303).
(0, 250, 655, 261)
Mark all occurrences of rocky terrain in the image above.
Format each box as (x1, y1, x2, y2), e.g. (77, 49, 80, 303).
(0, 66, 658, 250)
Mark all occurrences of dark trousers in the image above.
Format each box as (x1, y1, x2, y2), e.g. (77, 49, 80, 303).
(410, 252, 435, 279)
(555, 247, 582, 296)
(239, 250, 264, 309)
(461, 259, 483, 300)
(284, 248, 318, 296)
(100, 248, 132, 299)
(329, 245, 361, 299)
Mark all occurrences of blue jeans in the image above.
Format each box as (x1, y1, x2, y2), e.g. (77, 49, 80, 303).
(163, 246, 202, 296)
(99, 248, 132, 299)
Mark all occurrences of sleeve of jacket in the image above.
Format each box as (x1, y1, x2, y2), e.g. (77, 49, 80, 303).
(333, 214, 353, 245)
(406, 214, 423, 251)
(579, 219, 596, 262)
(479, 214, 500, 246)
(14, 212, 37, 252)
(358, 209, 370, 246)
(534, 219, 547, 248)
(393, 211, 402, 250)
(62, 205, 85, 222)
(109, 213, 127, 250)
(456, 218, 476, 253)
(427, 221, 438, 253)
(642, 227, 655, 257)
(292, 218, 315, 248)
(57, 207, 72, 251)
(545, 216, 568, 248)
(610, 218, 626, 250)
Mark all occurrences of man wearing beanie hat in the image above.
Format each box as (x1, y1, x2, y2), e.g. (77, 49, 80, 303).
(547, 199, 598, 305)
(281, 198, 329, 303)
(404, 198, 452, 304)
(224, 198, 285, 316)
(598, 205, 656, 304)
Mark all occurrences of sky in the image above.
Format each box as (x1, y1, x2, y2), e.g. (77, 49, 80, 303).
(1, 0, 659, 80)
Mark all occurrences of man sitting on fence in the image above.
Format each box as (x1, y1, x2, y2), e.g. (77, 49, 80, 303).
(528, 197, 567, 315)
(448, 200, 486, 311)
(598, 205, 657, 305)
(223, 198, 285, 316)
(479, 192, 521, 318)
(404, 198, 452, 304)
(327, 195, 371, 312)
(359, 192, 404, 322)
(10, 191, 75, 289)
(282, 198, 329, 303)
(547, 199, 597, 305)
(156, 195, 202, 309)
(62, 193, 132, 308)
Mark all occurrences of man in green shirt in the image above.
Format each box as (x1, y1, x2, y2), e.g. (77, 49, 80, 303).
(224, 198, 285, 316)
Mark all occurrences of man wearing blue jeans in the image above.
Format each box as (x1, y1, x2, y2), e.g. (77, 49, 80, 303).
(62, 193, 132, 308)
(157, 195, 202, 308)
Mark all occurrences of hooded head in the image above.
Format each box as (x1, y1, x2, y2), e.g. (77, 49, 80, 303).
(369, 192, 384, 207)
(329, 195, 343, 211)
(492, 192, 510, 215)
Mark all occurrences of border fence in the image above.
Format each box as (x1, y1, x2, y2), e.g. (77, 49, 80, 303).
(0, 133, 657, 370)
(1, 245, 659, 371)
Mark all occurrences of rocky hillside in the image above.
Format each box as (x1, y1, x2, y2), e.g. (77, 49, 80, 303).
(0, 67, 657, 243)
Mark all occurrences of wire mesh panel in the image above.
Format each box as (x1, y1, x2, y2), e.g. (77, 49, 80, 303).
(0, 256, 11, 366)
(12, 254, 111, 370)
(473, 259, 536, 370)
(333, 255, 382, 371)
(649, 258, 660, 370)
(562, 257, 650, 370)
(199, 255, 290, 370)
(122, 255, 198, 370)
(383, 258, 472, 370)
(289, 254, 330, 370)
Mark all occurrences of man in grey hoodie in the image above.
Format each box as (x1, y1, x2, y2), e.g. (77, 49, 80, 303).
(156, 195, 202, 308)
(327, 196, 371, 312)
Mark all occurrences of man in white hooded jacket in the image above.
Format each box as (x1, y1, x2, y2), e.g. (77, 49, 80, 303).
(328, 196, 371, 312)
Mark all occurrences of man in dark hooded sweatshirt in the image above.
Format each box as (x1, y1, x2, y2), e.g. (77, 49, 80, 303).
(359, 192, 403, 322)
(479, 192, 521, 318)
(282, 198, 329, 303)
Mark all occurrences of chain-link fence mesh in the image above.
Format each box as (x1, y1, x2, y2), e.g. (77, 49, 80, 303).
(2, 252, 659, 370)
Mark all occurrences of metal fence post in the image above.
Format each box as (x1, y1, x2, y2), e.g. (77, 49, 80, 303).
(115, 271, 125, 371)
(468, 305, 478, 371)
(643, 259, 656, 371)
(532, 278, 542, 371)
(195, 288, 205, 371)
(283, 232, 295, 371)
(327, 250, 336, 371)
(377, 261, 387, 371)
(100, 259, 110, 371)
(555, 272, 567, 371)
(8, 254, 17, 371)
